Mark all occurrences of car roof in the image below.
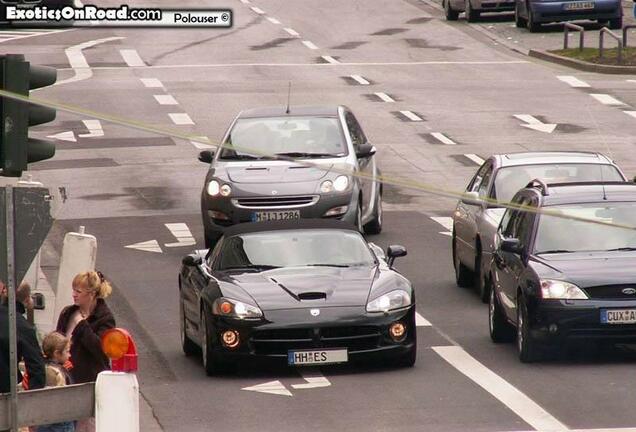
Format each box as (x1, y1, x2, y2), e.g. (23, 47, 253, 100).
(492, 151, 613, 168)
(237, 105, 342, 119)
(525, 182, 636, 206)
(221, 219, 360, 238)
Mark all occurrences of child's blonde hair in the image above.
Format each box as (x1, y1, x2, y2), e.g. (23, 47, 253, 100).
(42, 331, 69, 359)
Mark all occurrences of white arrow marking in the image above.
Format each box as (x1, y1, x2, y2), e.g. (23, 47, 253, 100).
(242, 380, 292, 396)
(416, 312, 432, 326)
(78, 119, 104, 138)
(513, 114, 557, 133)
(165, 223, 196, 247)
(47, 131, 76, 142)
(291, 370, 331, 389)
(431, 216, 453, 237)
(125, 240, 162, 253)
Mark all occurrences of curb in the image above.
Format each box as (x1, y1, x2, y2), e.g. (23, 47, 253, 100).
(529, 49, 636, 74)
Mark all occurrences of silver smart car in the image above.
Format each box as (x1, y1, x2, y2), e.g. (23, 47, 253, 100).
(199, 105, 383, 247)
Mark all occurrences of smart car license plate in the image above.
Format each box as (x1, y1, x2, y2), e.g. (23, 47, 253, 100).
(252, 210, 300, 222)
(288, 349, 348, 366)
(601, 309, 636, 324)
(564, 1, 594, 10)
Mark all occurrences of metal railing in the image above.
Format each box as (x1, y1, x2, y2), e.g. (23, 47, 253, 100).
(623, 24, 636, 48)
(563, 22, 585, 50)
(599, 27, 623, 64)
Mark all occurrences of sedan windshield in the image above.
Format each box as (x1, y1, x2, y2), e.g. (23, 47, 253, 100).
(494, 164, 623, 203)
(215, 229, 375, 270)
(534, 202, 636, 254)
(219, 117, 346, 159)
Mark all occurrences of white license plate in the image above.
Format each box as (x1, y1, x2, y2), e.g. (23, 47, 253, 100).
(252, 210, 300, 222)
(288, 348, 348, 366)
(564, 2, 594, 10)
(601, 309, 636, 324)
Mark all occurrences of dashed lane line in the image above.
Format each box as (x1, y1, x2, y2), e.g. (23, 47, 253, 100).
(140, 78, 164, 88)
(120, 49, 146, 67)
(267, 17, 281, 24)
(251, 6, 265, 14)
(374, 92, 395, 102)
(557, 75, 590, 88)
(350, 74, 370, 85)
(590, 93, 625, 105)
(415, 312, 432, 326)
(190, 136, 215, 150)
(154, 95, 178, 105)
(625, 111, 636, 119)
(431, 216, 453, 237)
(431, 132, 456, 145)
(168, 113, 195, 125)
(464, 154, 485, 165)
(284, 27, 300, 37)
(399, 110, 423, 122)
(302, 40, 319, 50)
(321, 56, 340, 64)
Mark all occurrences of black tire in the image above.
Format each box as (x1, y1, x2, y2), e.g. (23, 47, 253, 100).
(180, 298, 198, 356)
(444, 0, 460, 20)
(517, 297, 541, 363)
(465, 0, 480, 22)
(609, 17, 622, 30)
(364, 189, 383, 235)
(452, 232, 474, 288)
(515, 3, 527, 27)
(489, 285, 515, 343)
(527, 8, 540, 32)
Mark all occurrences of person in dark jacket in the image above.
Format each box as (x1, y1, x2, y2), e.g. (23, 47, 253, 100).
(0, 282, 46, 393)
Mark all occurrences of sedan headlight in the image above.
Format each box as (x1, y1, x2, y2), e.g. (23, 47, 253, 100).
(540, 279, 588, 300)
(212, 298, 263, 319)
(333, 175, 349, 191)
(207, 180, 220, 196)
(366, 290, 412, 313)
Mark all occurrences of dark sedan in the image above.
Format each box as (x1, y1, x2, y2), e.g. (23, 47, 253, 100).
(179, 219, 416, 375)
(487, 180, 636, 362)
(514, 0, 622, 31)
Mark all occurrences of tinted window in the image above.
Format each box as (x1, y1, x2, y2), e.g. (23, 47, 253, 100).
(478, 165, 494, 198)
(468, 162, 490, 193)
(493, 164, 623, 203)
(345, 112, 366, 148)
(215, 229, 375, 269)
(220, 117, 346, 159)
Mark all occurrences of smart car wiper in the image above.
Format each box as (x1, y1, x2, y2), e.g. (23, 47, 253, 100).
(274, 152, 342, 158)
(222, 265, 281, 271)
(605, 247, 636, 251)
(534, 249, 575, 255)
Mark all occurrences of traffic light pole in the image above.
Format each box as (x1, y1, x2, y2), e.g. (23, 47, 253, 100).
(5, 186, 18, 432)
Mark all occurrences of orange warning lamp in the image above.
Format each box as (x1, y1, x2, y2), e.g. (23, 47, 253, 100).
(101, 328, 138, 372)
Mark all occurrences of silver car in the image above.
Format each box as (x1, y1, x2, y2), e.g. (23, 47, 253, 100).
(199, 105, 383, 247)
(443, 0, 515, 21)
(452, 151, 626, 302)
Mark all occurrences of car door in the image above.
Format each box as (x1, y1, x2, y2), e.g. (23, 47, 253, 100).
(344, 111, 374, 219)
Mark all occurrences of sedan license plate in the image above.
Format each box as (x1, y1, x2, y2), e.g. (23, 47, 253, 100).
(252, 210, 300, 222)
(288, 348, 348, 366)
(564, 1, 594, 10)
(601, 309, 636, 324)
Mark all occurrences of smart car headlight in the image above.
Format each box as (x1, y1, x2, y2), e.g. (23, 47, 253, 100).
(320, 180, 334, 193)
(540, 279, 588, 300)
(333, 175, 349, 192)
(207, 180, 220, 196)
(366, 290, 412, 312)
(212, 298, 263, 319)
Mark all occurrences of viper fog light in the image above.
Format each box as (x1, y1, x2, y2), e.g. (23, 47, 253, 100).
(324, 205, 348, 217)
(221, 330, 240, 348)
(208, 210, 230, 221)
(389, 322, 406, 342)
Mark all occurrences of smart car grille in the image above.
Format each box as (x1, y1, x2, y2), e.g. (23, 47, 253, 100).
(584, 285, 636, 299)
(232, 195, 319, 209)
(250, 326, 381, 355)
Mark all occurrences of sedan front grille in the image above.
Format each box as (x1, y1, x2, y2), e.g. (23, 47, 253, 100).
(232, 195, 319, 209)
(584, 285, 636, 299)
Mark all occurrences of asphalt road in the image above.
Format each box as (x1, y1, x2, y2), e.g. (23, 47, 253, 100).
(6, 0, 636, 430)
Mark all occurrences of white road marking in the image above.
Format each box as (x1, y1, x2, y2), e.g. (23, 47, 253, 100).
(242, 380, 292, 397)
(56, 37, 124, 86)
(431, 132, 456, 145)
(251, 6, 265, 14)
(399, 110, 423, 122)
(291, 370, 331, 389)
(513, 114, 557, 133)
(433, 346, 568, 432)
(464, 154, 485, 165)
(78, 119, 104, 138)
(431, 216, 453, 237)
(557, 75, 590, 88)
(169, 113, 195, 125)
(284, 27, 300, 37)
(240, 0, 250, 3)
(415, 312, 432, 326)
(153, 95, 178, 105)
(625, 111, 636, 119)
(627, 79, 636, 83)
(350, 74, 370, 85)
(125, 240, 162, 253)
(140, 78, 164, 88)
(0, 28, 72, 44)
(46, 131, 76, 142)
(190, 136, 216, 150)
(302, 40, 319, 50)
(164, 223, 196, 247)
(590, 93, 625, 105)
(120, 49, 146, 67)
(374, 92, 395, 102)
(267, 17, 281, 24)
(321, 55, 340, 64)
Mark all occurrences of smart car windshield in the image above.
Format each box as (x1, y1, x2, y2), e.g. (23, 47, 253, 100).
(534, 202, 636, 254)
(219, 117, 347, 159)
(494, 164, 623, 202)
(215, 229, 375, 269)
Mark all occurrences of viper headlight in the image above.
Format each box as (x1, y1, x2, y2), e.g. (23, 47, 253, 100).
(212, 298, 263, 319)
(366, 290, 411, 313)
(540, 279, 588, 300)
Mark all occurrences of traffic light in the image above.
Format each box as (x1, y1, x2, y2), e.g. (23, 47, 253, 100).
(0, 54, 57, 177)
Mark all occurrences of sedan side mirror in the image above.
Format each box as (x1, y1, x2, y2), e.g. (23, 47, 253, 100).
(198, 150, 215, 164)
(356, 143, 376, 159)
(182, 254, 203, 267)
(387, 245, 407, 268)
(461, 191, 481, 206)
(500, 238, 522, 255)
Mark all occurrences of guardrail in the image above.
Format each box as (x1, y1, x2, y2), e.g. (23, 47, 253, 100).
(563, 22, 585, 50)
(600, 27, 623, 63)
(623, 24, 636, 48)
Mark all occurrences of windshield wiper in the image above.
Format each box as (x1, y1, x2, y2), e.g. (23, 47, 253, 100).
(221, 154, 269, 160)
(303, 264, 350, 268)
(222, 265, 281, 272)
(534, 249, 575, 255)
(605, 247, 636, 251)
(274, 152, 342, 158)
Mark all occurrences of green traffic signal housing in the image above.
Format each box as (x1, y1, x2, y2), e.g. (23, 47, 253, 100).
(0, 53, 57, 177)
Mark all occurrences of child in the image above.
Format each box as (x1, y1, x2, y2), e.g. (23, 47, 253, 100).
(37, 332, 75, 432)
